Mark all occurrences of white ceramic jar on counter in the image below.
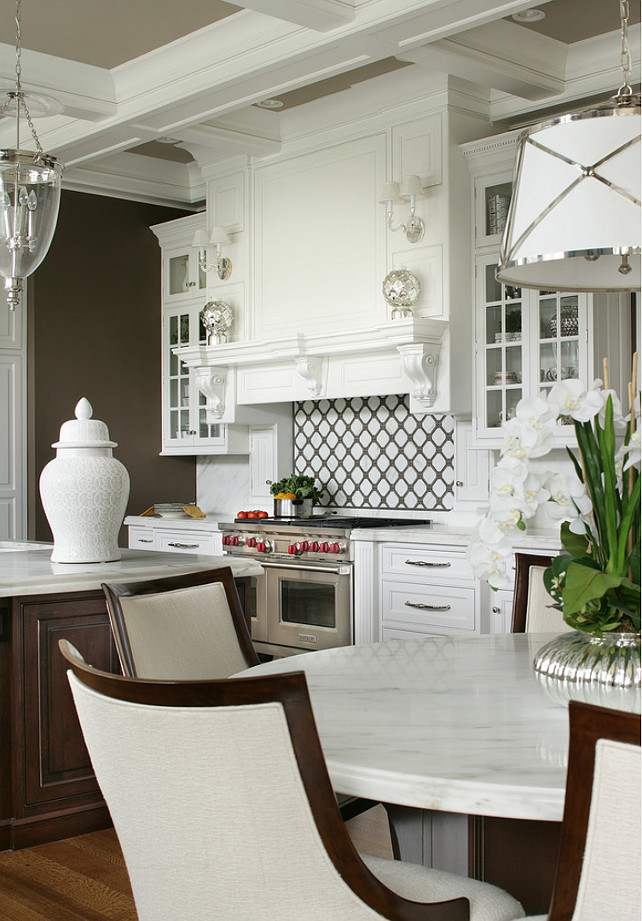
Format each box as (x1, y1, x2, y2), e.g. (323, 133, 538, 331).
(39, 398, 130, 563)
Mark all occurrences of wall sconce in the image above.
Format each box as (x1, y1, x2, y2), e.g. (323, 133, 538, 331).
(191, 225, 233, 280)
(379, 175, 426, 244)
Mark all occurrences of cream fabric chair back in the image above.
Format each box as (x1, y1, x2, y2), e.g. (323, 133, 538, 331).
(102, 567, 259, 679)
(571, 738, 640, 921)
(117, 582, 248, 679)
(524, 566, 573, 634)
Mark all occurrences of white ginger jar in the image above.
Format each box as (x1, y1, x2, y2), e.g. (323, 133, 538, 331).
(39, 398, 130, 563)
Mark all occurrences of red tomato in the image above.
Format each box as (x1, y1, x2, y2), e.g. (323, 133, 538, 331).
(236, 511, 247, 519)
(247, 511, 258, 518)
(257, 510, 269, 518)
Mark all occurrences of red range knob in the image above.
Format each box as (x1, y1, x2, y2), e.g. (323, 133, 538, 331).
(329, 542, 340, 553)
(288, 544, 298, 554)
(247, 537, 256, 548)
(231, 536, 239, 546)
(257, 541, 268, 552)
(300, 541, 309, 551)
(309, 541, 319, 552)
(222, 535, 229, 545)
(320, 541, 330, 553)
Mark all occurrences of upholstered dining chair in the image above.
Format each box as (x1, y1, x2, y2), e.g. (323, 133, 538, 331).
(102, 567, 374, 822)
(524, 700, 640, 921)
(510, 553, 573, 634)
(59, 639, 525, 921)
(102, 566, 259, 679)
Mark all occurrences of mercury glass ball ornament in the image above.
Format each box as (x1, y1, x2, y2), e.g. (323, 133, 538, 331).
(201, 300, 234, 344)
(382, 269, 421, 319)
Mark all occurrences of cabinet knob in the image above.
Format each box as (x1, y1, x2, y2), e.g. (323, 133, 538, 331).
(492, 606, 500, 614)
(456, 480, 464, 487)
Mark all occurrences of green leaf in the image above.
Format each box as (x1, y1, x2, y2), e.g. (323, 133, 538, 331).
(562, 561, 623, 617)
(560, 521, 590, 559)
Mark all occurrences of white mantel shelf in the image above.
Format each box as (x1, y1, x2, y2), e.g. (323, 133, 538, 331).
(177, 317, 449, 415)
(0, 541, 262, 597)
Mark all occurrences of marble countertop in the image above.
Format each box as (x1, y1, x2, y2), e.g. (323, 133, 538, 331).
(242, 633, 588, 821)
(0, 541, 262, 596)
(124, 515, 223, 530)
(351, 522, 562, 551)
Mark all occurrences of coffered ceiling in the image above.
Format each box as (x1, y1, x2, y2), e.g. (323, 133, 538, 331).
(0, 0, 637, 205)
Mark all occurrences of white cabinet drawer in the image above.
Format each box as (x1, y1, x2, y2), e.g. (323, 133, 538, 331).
(381, 544, 473, 582)
(128, 527, 157, 550)
(381, 580, 477, 632)
(157, 530, 219, 555)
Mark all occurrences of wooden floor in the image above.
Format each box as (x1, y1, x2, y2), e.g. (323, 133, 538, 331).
(0, 806, 393, 920)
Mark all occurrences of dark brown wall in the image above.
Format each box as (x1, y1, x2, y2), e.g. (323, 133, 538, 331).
(29, 190, 197, 541)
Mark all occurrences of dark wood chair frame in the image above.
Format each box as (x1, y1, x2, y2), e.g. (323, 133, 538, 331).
(59, 639, 470, 921)
(510, 553, 555, 633)
(547, 701, 640, 921)
(101, 567, 259, 678)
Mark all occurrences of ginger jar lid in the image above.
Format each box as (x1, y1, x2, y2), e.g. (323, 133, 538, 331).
(52, 398, 118, 449)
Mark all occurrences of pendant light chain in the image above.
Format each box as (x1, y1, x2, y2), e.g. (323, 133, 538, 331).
(13, 0, 44, 159)
(618, 0, 633, 97)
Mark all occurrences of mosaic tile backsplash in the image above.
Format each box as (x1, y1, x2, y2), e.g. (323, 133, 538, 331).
(294, 395, 455, 511)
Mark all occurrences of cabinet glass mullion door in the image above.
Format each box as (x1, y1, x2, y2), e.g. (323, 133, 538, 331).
(166, 310, 192, 445)
(537, 292, 581, 433)
(481, 259, 523, 433)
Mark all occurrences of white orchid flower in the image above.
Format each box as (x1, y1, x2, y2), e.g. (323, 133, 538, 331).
(521, 472, 549, 513)
(624, 429, 641, 471)
(547, 379, 603, 423)
(490, 456, 527, 498)
(500, 416, 553, 459)
(487, 495, 530, 532)
(547, 474, 592, 524)
(468, 539, 511, 587)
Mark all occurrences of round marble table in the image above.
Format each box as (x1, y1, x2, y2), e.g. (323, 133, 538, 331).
(244, 632, 578, 823)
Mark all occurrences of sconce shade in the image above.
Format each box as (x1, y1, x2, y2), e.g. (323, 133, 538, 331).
(192, 228, 209, 248)
(209, 225, 232, 246)
(0, 150, 62, 300)
(497, 101, 641, 292)
(399, 175, 425, 200)
(378, 181, 400, 203)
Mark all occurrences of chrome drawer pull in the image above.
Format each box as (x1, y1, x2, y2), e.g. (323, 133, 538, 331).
(168, 542, 200, 549)
(405, 601, 451, 611)
(405, 559, 451, 568)
(137, 538, 153, 543)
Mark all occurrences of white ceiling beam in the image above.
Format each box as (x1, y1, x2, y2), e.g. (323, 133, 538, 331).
(232, 0, 355, 32)
(399, 20, 566, 101)
(176, 121, 281, 157)
(0, 44, 116, 121)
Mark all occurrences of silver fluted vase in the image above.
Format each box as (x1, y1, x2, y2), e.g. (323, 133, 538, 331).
(533, 631, 641, 712)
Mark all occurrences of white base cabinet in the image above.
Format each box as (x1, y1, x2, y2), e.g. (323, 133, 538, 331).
(127, 519, 223, 556)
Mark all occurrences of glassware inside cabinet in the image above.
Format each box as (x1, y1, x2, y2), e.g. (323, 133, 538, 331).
(484, 182, 512, 237)
(483, 264, 523, 428)
(538, 293, 580, 394)
(169, 254, 190, 295)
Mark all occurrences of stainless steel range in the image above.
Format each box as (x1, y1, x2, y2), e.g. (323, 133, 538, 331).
(220, 516, 431, 658)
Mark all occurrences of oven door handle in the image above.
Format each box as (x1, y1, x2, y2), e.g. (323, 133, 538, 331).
(259, 561, 351, 575)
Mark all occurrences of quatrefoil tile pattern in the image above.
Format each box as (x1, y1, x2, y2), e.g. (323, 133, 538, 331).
(294, 395, 455, 511)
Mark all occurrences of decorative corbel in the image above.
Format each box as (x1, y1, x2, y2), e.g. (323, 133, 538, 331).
(398, 343, 441, 408)
(295, 357, 325, 397)
(193, 367, 228, 420)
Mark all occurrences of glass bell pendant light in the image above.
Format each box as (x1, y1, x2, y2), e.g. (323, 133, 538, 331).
(0, 0, 63, 310)
(497, 0, 640, 293)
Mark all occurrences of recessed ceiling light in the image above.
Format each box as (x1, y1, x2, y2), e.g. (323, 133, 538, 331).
(255, 98, 284, 110)
(511, 8, 546, 22)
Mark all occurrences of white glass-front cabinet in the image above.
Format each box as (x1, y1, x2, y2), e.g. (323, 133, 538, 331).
(153, 213, 250, 456)
(475, 252, 590, 444)
(463, 130, 597, 449)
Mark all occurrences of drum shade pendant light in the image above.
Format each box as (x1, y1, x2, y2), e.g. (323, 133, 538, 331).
(0, 0, 63, 310)
(497, 0, 640, 292)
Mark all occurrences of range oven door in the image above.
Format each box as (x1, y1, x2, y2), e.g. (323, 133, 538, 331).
(260, 560, 352, 652)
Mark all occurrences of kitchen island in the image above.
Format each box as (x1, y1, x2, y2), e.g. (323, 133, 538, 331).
(0, 541, 262, 851)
